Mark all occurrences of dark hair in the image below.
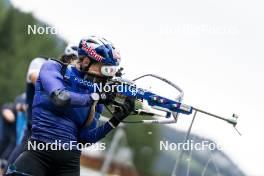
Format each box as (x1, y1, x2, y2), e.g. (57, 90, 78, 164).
(59, 54, 78, 64)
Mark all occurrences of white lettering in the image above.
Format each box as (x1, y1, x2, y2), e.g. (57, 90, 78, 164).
(160, 141, 169, 150)
(27, 25, 37, 35)
(27, 25, 59, 35)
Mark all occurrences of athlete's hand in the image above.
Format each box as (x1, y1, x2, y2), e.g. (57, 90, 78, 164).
(109, 97, 135, 127)
(97, 92, 116, 105)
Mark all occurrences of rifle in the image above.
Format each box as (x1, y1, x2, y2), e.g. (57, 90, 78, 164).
(99, 68, 240, 135)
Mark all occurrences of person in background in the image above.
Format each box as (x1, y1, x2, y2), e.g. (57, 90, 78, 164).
(0, 93, 27, 172)
(0, 103, 16, 165)
(14, 93, 27, 146)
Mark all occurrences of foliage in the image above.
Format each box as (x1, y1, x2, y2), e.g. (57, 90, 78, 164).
(0, 2, 65, 105)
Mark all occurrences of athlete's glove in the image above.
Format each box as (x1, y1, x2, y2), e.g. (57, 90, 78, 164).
(98, 92, 116, 105)
(109, 97, 135, 127)
(90, 92, 116, 105)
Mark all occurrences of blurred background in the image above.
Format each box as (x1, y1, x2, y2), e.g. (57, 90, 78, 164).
(0, 0, 264, 175)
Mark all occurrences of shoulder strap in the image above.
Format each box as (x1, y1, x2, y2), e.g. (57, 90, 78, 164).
(50, 59, 95, 130)
(50, 58, 68, 77)
(81, 101, 98, 129)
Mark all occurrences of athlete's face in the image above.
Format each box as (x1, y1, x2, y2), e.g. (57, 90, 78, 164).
(80, 57, 104, 77)
(81, 57, 90, 69)
(88, 62, 104, 77)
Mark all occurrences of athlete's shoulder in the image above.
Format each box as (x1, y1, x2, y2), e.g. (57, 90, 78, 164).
(41, 58, 63, 71)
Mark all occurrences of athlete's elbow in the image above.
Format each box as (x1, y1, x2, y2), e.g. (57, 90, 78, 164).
(50, 89, 71, 107)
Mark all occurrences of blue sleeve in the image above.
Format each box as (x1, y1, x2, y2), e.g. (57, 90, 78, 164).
(39, 60, 92, 107)
(79, 122, 114, 143)
(96, 104, 104, 114)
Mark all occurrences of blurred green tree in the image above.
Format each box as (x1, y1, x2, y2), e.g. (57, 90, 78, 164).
(0, 2, 65, 105)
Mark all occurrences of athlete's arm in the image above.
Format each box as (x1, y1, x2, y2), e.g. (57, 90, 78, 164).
(39, 60, 93, 107)
(79, 97, 135, 143)
(79, 121, 114, 143)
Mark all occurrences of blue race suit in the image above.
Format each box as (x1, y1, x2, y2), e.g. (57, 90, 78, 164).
(31, 59, 113, 147)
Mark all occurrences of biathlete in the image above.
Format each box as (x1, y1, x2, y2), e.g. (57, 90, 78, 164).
(6, 36, 134, 176)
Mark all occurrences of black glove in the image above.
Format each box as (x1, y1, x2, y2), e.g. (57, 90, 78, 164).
(97, 92, 116, 105)
(109, 97, 135, 127)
